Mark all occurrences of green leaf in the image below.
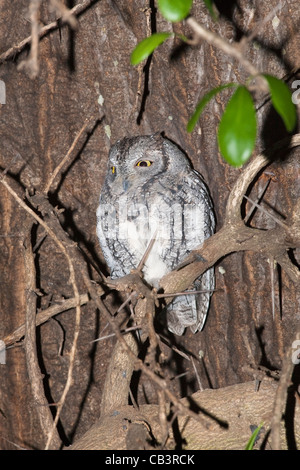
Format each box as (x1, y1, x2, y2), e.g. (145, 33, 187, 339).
(245, 423, 264, 450)
(158, 0, 193, 22)
(263, 74, 297, 132)
(130, 33, 172, 65)
(218, 86, 257, 167)
(187, 83, 237, 133)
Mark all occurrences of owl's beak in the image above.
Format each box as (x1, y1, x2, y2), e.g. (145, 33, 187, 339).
(122, 179, 130, 191)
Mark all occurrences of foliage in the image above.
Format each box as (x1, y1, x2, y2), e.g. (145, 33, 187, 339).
(130, 0, 296, 167)
(186, 83, 237, 133)
(157, 0, 193, 22)
(130, 32, 172, 66)
(245, 423, 264, 450)
(218, 86, 257, 167)
(263, 74, 297, 132)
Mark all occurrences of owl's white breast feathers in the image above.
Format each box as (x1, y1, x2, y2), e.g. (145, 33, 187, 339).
(124, 221, 173, 287)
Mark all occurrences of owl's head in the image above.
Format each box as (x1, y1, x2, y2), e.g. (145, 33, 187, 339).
(104, 134, 191, 192)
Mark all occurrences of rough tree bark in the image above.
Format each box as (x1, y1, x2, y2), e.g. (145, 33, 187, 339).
(0, 0, 299, 450)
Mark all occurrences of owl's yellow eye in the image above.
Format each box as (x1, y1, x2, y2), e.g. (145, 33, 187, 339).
(111, 166, 116, 174)
(136, 160, 153, 167)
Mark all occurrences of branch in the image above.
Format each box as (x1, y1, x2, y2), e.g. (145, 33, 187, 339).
(186, 17, 268, 91)
(2, 286, 104, 348)
(49, 0, 79, 30)
(0, 0, 96, 64)
(43, 114, 98, 194)
(0, 175, 82, 450)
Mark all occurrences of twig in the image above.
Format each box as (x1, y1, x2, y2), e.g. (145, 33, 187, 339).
(136, 230, 158, 272)
(186, 17, 268, 91)
(156, 289, 216, 298)
(158, 335, 191, 361)
(0, 177, 71, 259)
(170, 371, 189, 381)
(191, 356, 203, 392)
(158, 390, 168, 448)
(23, 229, 61, 449)
(269, 256, 276, 321)
(243, 1, 286, 45)
(0, 436, 29, 450)
(146, 294, 160, 370)
(43, 115, 97, 194)
(17, 0, 41, 78)
(50, 0, 78, 29)
(0, 0, 95, 64)
(116, 291, 138, 313)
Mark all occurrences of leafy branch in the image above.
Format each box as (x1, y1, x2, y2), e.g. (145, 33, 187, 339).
(130, 0, 297, 167)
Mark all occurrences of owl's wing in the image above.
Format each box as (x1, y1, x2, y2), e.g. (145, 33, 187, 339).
(166, 171, 215, 335)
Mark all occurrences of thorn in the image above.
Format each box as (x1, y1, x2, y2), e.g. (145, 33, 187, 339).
(136, 230, 158, 272)
(244, 178, 271, 223)
(268, 257, 277, 320)
(254, 379, 261, 392)
(91, 325, 142, 343)
(156, 288, 218, 299)
(117, 291, 137, 313)
(243, 195, 287, 228)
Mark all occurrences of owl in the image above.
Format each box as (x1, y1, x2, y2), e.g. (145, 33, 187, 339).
(96, 134, 215, 335)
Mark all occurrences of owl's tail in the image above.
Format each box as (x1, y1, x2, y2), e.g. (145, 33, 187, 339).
(166, 267, 214, 336)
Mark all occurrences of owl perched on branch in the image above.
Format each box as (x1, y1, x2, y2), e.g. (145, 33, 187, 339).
(97, 134, 215, 335)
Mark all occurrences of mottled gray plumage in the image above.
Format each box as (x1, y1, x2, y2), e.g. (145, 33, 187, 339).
(97, 134, 215, 335)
